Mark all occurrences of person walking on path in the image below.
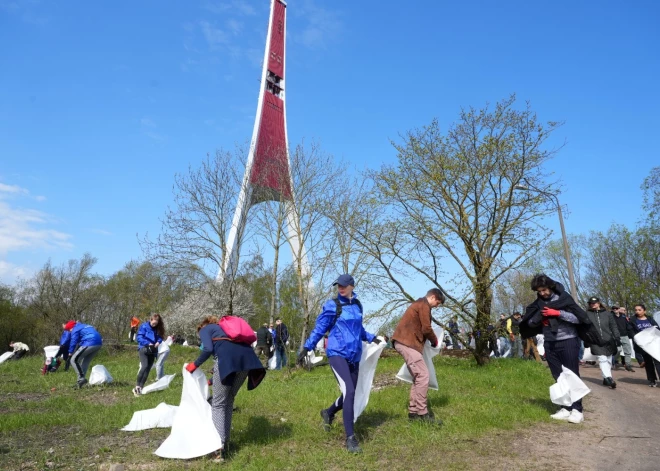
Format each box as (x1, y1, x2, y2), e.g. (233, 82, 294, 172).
(391, 288, 445, 425)
(520, 274, 592, 424)
(298, 274, 381, 454)
(274, 318, 289, 369)
(630, 304, 660, 387)
(611, 306, 635, 372)
(507, 312, 523, 358)
(185, 315, 266, 461)
(67, 320, 103, 388)
(133, 314, 165, 396)
(585, 297, 620, 389)
(129, 316, 140, 343)
(254, 323, 273, 367)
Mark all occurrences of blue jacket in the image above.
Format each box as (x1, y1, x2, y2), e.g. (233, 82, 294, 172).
(59, 330, 71, 347)
(193, 324, 265, 390)
(304, 292, 375, 364)
(137, 322, 163, 349)
(68, 323, 102, 354)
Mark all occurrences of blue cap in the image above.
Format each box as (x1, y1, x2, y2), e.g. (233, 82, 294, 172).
(333, 274, 355, 287)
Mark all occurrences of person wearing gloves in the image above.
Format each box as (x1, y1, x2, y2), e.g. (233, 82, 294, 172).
(520, 274, 592, 424)
(297, 274, 381, 454)
(391, 288, 445, 425)
(133, 313, 165, 396)
(185, 315, 265, 461)
(66, 320, 103, 388)
(630, 304, 660, 387)
(54, 322, 72, 371)
(585, 297, 620, 389)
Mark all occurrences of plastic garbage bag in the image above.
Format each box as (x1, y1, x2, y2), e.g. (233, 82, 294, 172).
(396, 331, 442, 390)
(89, 365, 113, 385)
(0, 351, 14, 364)
(303, 349, 324, 367)
(182, 341, 189, 347)
(536, 335, 545, 357)
(122, 402, 179, 431)
(268, 348, 277, 370)
(550, 365, 590, 406)
(44, 345, 60, 360)
(141, 374, 176, 395)
(353, 338, 387, 421)
(634, 327, 660, 363)
(581, 347, 598, 362)
(154, 365, 221, 459)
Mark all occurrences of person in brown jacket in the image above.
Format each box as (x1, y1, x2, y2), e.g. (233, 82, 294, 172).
(391, 288, 445, 425)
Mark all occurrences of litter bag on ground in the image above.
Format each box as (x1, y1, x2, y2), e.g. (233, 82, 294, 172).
(0, 352, 14, 364)
(353, 338, 387, 421)
(89, 365, 113, 385)
(550, 365, 590, 406)
(141, 374, 176, 395)
(396, 329, 443, 390)
(635, 327, 660, 362)
(154, 365, 221, 459)
(122, 402, 178, 431)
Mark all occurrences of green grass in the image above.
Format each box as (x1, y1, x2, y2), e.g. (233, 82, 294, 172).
(0, 346, 558, 470)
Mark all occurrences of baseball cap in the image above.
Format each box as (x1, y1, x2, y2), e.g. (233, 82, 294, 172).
(587, 297, 600, 304)
(332, 274, 355, 287)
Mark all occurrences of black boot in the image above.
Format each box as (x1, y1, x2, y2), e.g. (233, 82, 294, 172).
(604, 377, 616, 389)
(345, 435, 362, 454)
(320, 409, 334, 432)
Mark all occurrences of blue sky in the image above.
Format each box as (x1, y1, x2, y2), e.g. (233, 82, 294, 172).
(1, 0, 659, 284)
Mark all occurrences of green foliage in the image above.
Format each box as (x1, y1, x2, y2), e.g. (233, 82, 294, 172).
(0, 346, 556, 470)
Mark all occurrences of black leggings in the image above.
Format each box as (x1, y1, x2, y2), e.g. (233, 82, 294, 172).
(327, 356, 360, 437)
(136, 348, 155, 388)
(639, 350, 660, 382)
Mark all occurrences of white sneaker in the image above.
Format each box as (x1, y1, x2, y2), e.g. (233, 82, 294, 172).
(550, 408, 571, 420)
(132, 387, 141, 397)
(567, 409, 584, 424)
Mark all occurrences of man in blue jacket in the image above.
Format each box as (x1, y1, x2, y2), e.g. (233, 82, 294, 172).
(55, 322, 72, 371)
(66, 320, 103, 388)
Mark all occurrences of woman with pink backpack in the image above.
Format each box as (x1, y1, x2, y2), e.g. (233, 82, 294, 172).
(185, 315, 266, 461)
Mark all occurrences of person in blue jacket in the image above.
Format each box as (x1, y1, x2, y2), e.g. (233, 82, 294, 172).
(185, 315, 265, 461)
(297, 274, 381, 454)
(54, 322, 72, 371)
(66, 320, 103, 388)
(133, 313, 165, 396)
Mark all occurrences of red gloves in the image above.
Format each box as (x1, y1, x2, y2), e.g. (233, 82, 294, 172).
(542, 319, 550, 327)
(185, 363, 197, 373)
(542, 307, 560, 317)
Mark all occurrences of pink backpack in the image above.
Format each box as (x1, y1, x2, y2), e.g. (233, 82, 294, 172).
(218, 316, 257, 345)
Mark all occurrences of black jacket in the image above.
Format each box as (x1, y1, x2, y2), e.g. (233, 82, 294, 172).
(612, 313, 635, 337)
(275, 323, 289, 346)
(586, 308, 619, 356)
(256, 326, 272, 347)
(630, 316, 660, 339)
(520, 282, 594, 343)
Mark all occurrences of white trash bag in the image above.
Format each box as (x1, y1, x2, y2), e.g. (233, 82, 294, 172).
(581, 347, 598, 362)
(122, 402, 179, 431)
(536, 335, 545, 357)
(353, 338, 387, 421)
(396, 329, 443, 390)
(550, 365, 590, 406)
(154, 365, 221, 459)
(89, 365, 113, 385)
(0, 351, 14, 364)
(44, 345, 60, 361)
(141, 374, 176, 395)
(268, 348, 277, 370)
(634, 327, 660, 363)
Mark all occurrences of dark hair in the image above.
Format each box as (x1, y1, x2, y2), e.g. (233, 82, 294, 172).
(513, 311, 521, 316)
(275, 317, 281, 321)
(426, 288, 445, 303)
(530, 274, 556, 292)
(635, 304, 647, 311)
(150, 313, 166, 338)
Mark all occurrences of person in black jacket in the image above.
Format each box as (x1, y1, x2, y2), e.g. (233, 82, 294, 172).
(520, 274, 592, 424)
(585, 297, 619, 389)
(274, 318, 289, 370)
(611, 306, 635, 372)
(185, 315, 266, 460)
(254, 323, 273, 366)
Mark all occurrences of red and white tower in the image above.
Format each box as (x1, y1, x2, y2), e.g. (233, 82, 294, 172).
(218, 0, 309, 283)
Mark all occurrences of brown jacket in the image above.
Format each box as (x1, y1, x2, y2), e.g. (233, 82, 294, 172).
(392, 297, 438, 353)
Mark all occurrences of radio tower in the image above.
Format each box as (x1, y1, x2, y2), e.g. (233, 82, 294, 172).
(217, 0, 310, 285)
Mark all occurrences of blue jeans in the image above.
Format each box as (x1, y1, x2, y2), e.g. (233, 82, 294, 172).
(275, 344, 287, 370)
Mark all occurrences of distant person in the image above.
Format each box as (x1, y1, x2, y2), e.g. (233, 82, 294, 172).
(447, 316, 461, 349)
(520, 274, 591, 424)
(54, 322, 72, 371)
(611, 306, 635, 372)
(153, 318, 170, 381)
(298, 274, 381, 454)
(507, 312, 523, 358)
(129, 316, 140, 343)
(497, 314, 510, 357)
(585, 298, 619, 389)
(66, 320, 103, 388)
(274, 318, 289, 370)
(134, 313, 165, 396)
(391, 288, 445, 425)
(9, 341, 29, 360)
(630, 304, 660, 387)
(186, 315, 265, 461)
(522, 331, 541, 362)
(254, 323, 273, 367)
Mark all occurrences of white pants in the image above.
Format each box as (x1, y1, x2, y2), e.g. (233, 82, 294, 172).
(598, 355, 612, 378)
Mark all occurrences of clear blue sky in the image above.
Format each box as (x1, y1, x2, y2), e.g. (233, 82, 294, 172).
(1, 0, 659, 284)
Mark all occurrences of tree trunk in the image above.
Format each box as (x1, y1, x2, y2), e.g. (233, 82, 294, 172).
(472, 274, 493, 366)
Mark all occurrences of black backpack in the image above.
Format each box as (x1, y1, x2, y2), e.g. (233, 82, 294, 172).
(577, 321, 605, 348)
(326, 297, 363, 333)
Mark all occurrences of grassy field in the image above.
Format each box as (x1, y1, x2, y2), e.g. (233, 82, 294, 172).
(0, 345, 558, 471)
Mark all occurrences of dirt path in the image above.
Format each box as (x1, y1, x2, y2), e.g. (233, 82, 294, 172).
(494, 362, 660, 470)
